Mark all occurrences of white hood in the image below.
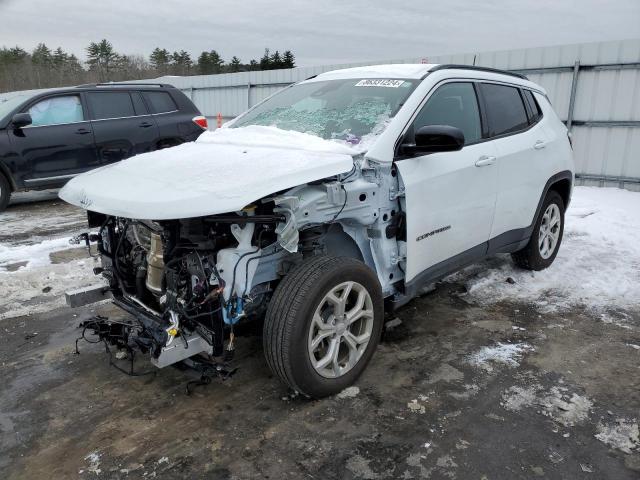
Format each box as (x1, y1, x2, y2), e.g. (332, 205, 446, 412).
(59, 126, 356, 220)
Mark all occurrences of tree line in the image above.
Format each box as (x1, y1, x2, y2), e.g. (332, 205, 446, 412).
(0, 39, 296, 93)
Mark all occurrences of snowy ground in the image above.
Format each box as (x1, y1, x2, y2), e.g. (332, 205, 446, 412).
(0, 192, 96, 320)
(451, 186, 640, 315)
(0, 186, 638, 321)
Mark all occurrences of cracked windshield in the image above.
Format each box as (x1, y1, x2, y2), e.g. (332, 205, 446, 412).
(232, 78, 418, 146)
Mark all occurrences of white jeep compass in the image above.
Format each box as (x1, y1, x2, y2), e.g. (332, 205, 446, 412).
(60, 63, 574, 398)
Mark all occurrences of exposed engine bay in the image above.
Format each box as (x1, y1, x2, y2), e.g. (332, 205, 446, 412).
(70, 159, 407, 374)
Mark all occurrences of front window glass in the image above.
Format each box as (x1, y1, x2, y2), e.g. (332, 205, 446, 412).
(413, 82, 482, 144)
(232, 78, 418, 147)
(28, 95, 84, 126)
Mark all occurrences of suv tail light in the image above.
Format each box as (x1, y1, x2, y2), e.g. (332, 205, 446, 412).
(193, 116, 208, 130)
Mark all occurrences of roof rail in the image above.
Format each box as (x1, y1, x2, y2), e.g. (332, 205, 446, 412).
(429, 64, 528, 80)
(75, 82, 169, 88)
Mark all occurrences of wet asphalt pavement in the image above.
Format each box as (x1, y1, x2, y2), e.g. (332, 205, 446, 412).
(0, 194, 638, 479)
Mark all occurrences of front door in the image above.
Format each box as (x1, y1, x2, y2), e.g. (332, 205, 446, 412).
(9, 94, 98, 188)
(395, 81, 498, 283)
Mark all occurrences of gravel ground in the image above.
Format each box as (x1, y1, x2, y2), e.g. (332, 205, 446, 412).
(0, 191, 638, 479)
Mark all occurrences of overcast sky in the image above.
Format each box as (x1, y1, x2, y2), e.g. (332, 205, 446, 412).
(1, 0, 639, 65)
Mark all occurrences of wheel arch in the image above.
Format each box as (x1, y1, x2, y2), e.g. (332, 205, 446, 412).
(0, 161, 16, 191)
(531, 170, 573, 227)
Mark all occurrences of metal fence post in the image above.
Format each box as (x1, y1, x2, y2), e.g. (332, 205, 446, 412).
(566, 60, 580, 132)
(247, 83, 252, 109)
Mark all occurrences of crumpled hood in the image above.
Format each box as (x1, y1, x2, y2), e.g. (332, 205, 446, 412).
(59, 126, 355, 220)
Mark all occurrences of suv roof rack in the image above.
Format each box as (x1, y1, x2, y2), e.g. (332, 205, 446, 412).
(429, 64, 528, 80)
(75, 83, 170, 88)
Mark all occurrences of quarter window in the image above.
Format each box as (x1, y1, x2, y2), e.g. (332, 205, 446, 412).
(144, 91, 177, 114)
(28, 95, 84, 126)
(87, 92, 136, 120)
(480, 83, 529, 136)
(413, 82, 482, 145)
(522, 89, 543, 124)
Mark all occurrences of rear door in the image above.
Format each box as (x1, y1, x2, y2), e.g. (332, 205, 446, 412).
(395, 81, 498, 283)
(86, 90, 160, 165)
(480, 83, 551, 241)
(8, 93, 98, 187)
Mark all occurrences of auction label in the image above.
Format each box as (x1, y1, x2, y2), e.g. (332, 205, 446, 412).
(355, 79, 405, 88)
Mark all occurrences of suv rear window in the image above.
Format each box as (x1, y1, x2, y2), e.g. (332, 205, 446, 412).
(144, 91, 177, 114)
(87, 92, 135, 120)
(480, 83, 529, 137)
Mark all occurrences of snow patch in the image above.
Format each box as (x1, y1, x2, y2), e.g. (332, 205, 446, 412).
(83, 451, 102, 475)
(502, 384, 593, 427)
(595, 419, 639, 453)
(337, 386, 360, 399)
(198, 125, 358, 155)
(467, 342, 533, 370)
(453, 187, 640, 313)
(0, 237, 77, 271)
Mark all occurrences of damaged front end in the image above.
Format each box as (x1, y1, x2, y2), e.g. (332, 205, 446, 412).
(72, 202, 293, 372)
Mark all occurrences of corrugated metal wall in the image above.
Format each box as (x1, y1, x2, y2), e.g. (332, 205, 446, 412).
(155, 39, 640, 190)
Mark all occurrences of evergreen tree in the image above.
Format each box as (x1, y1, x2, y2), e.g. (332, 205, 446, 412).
(259, 48, 271, 70)
(86, 39, 119, 81)
(270, 50, 282, 69)
(31, 43, 52, 67)
(229, 56, 241, 72)
(283, 50, 295, 68)
(150, 47, 170, 73)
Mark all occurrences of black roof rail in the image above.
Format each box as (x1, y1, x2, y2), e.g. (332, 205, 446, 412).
(75, 82, 170, 88)
(429, 64, 528, 80)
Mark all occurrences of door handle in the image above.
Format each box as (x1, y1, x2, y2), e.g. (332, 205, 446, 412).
(475, 155, 496, 167)
(139, 122, 153, 128)
(534, 140, 547, 150)
(75, 128, 91, 135)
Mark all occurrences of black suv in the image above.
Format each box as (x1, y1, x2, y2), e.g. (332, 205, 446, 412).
(0, 83, 207, 211)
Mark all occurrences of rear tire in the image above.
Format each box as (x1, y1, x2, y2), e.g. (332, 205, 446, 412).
(512, 190, 565, 271)
(263, 256, 384, 398)
(0, 174, 11, 213)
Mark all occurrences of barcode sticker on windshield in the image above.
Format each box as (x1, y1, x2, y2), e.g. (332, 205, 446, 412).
(355, 79, 405, 88)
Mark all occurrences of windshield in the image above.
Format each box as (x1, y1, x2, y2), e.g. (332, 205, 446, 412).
(0, 95, 30, 121)
(232, 78, 418, 147)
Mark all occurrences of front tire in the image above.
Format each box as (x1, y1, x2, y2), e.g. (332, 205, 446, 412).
(263, 256, 384, 398)
(0, 174, 11, 213)
(512, 190, 565, 271)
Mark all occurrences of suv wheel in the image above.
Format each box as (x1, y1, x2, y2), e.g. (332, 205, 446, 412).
(512, 190, 565, 271)
(0, 174, 11, 213)
(263, 256, 383, 398)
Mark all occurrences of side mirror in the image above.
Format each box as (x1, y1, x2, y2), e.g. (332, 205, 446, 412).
(402, 125, 465, 155)
(11, 113, 32, 129)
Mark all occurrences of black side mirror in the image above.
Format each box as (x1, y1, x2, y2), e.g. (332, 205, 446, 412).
(11, 113, 32, 129)
(402, 125, 465, 155)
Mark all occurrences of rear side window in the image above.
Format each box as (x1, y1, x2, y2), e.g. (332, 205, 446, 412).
(480, 83, 529, 137)
(87, 92, 135, 120)
(413, 82, 482, 144)
(522, 89, 543, 124)
(144, 91, 177, 114)
(28, 95, 84, 126)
